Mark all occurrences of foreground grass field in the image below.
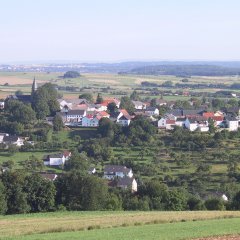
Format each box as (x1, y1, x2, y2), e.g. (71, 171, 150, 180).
(1, 211, 240, 239)
(7, 218, 240, 240)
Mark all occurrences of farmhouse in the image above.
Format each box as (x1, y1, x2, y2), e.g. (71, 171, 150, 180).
(43, 151, 71, 166)
(103, 165, 133, 180)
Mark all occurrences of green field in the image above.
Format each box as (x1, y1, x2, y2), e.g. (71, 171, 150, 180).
(1, 211, 240, 240)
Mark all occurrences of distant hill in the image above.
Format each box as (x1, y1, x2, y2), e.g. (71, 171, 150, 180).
(125, 64, 240, 76)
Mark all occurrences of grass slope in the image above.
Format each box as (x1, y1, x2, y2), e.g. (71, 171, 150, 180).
(1, 211, 240, 239)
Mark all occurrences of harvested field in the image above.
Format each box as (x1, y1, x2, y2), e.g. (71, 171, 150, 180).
(195, 236, 240, 240)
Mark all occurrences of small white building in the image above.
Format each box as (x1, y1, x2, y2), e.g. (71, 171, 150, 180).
(145, 107, 159, 116)
(225, 116, 239, 131)
(117, 177, 138, 192)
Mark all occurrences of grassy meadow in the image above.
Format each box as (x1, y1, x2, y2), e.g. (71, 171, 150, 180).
(1, 211, 240, 239)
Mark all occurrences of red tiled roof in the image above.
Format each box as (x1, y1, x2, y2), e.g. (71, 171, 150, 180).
(166, 119, 175, 124)
(211, 116, 224, 121)
(63, 150, 71, 157)
(203, 112, 215, 118)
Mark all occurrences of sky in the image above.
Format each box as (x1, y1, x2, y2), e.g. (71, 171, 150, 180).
(0, 0, 240, 63)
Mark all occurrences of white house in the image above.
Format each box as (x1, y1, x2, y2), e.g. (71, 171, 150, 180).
(117, 115, 131, 126)
(145, 107, 159, 116)
(103, 165, 133, 180)
(60, 109, 86, 126)
(44, 151, 71, 166)
(117, 177, 138, 192)
(184, 118, 200, 132)
(158, 118, 175, 130)
(225, 116, 239, 131)
(185, 118, 209, 132)
(175, 118, 186, 127)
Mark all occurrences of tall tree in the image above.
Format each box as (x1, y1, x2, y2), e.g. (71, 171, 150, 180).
(53, 114, 64, 131)
(24, 174, 56, 212)
(32, 83, 60, 119)
(120, 96, 135, 114)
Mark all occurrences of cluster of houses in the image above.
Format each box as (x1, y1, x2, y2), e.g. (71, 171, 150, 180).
(158, 108, 240, 132)
(57, 97, 160, 127)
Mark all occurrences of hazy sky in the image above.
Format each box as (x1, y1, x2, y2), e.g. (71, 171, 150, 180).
(1, 0, 240, 63)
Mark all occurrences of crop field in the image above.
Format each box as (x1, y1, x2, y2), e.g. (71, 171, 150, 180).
(1, 211, 240, 240)
(0, 72, 239, 99)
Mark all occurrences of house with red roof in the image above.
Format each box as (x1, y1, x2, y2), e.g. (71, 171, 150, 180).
(158, 118, 176, 130)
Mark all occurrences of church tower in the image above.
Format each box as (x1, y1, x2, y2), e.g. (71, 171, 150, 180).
(32, 77, 38, 93)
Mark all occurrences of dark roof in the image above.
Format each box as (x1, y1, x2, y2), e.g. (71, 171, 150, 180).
(16, 95, 32, 103)
(169, 109, 183, 117)
(146, 107, 157, 111)
(104, 165, 131, 174)
(119, 115, 131, 120)
(3, 135, 19, 142)
(224, 107, 240, 114)
(176, 117, 186, 122)
(169, 109, 204, 117)
(117, 177, 135, 187)
(67, 109, 86, 115)
(43, 153, 63, 161)
(225, 116, 238, 121)
(109, 112, 121, 120)
(187, 118, 198, 124)
(183, 109, 204, 116)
